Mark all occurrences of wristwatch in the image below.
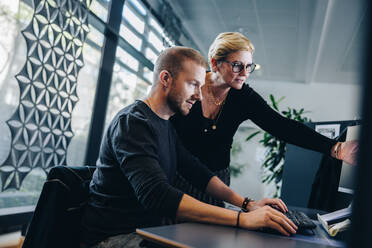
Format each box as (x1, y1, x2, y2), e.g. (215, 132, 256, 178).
(241, 197, 253, 212)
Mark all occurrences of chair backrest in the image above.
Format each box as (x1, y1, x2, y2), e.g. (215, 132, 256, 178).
(23, 166, 96, 248)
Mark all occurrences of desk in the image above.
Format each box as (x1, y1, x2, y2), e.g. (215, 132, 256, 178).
(136, 207, 346, 248)
(0, 206, 34, 232)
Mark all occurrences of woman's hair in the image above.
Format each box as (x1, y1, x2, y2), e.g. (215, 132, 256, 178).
(208, 32, 255, 68)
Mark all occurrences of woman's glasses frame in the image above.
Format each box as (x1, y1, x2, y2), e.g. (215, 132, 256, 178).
(221, 60, 256, 74)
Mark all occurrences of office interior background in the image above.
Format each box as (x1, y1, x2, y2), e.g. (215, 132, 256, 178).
(0, 0, 367, 238)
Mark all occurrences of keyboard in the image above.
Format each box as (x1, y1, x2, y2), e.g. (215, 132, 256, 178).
(285, 210, 316, 229)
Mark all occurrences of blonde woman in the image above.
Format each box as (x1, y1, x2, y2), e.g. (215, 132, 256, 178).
(171, 32, 358, 207)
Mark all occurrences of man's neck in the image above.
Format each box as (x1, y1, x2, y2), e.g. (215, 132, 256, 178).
(144, 93, 174, 120)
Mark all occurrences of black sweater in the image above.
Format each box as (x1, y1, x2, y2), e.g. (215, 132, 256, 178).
(171, 84, 337, 172)
(81, 100, 214, 245)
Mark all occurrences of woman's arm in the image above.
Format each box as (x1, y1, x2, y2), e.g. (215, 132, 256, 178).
(241, 86, 360, 164)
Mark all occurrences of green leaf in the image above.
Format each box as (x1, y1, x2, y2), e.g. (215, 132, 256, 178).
(277, 96, 285, 105)
(262, 136, 275, 146)
(244, 93, 312, 197)
(230, 163, 245, 178)
(264, 156, 275, 166)
(245, 130, 261, 141)
(270, 94, 278, 110)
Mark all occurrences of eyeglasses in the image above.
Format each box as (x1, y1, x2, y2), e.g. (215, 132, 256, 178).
(221, 60, 256, 74)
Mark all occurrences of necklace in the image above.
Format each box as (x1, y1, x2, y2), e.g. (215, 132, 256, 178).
(212, 100, 225, 130)
(204, 99, 226, 132)
(208, 84, 225, 106)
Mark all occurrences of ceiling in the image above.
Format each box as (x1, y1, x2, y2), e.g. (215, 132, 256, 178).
(163, 0, 367, 84)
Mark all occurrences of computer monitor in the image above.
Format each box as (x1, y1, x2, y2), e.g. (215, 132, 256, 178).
(338, 125, 360, 194)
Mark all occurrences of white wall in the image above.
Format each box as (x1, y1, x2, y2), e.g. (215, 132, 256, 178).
(230, 126, 265, 200)
(250, 79, 362, 122)
(230, 79, 362, 200)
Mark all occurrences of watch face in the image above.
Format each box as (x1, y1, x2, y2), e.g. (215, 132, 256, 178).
(242, 197, 252, 211)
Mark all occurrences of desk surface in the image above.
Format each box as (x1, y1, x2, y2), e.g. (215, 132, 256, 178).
(136, 207, 345, 248)
(0, 205, 35, 230)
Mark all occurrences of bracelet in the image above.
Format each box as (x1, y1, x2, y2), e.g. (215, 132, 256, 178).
(334, 142, 342, 159)
(236, 210, 242, 228)
(241, 197, 253, 212)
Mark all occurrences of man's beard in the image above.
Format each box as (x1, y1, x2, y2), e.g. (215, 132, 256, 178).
(167, 87, 188, 115)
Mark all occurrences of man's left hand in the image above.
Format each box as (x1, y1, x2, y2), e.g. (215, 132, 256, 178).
(248, 198, 288, 213)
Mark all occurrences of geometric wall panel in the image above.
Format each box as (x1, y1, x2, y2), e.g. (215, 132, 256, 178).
(0, 0, 92, 190)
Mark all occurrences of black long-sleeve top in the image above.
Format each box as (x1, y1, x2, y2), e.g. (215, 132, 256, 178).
(81, 100, 214, 245)
(171, 83, 337, 172)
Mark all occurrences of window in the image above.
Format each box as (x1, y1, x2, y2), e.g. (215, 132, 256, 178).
(123, 4, 145, 34)
(103, 0, 176, 131)
(145, 47, 157, 63)
(127, 0, 147, 16)
(149, 17, 163, 35)
(116, 47, 139, 71)
(148, 31, 165, 52)
(119, 25, 142, 51)
(149, 17, 175, 47)
(143, 66, 153, 83)
(105, 63, 141, 129)
(66, 25, 104, 166)
(89, 0, 110, 23)
(0, 0, 40, 208)
(0, 0, 103, 208)
(0, 0, 181, 211)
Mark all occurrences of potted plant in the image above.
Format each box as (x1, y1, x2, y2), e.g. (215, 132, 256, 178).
(246, 94, 311, 197)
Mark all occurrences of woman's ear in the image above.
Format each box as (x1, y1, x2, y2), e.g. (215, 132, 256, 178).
(159, 70, 172, 88)
(210, 58, 218, 72)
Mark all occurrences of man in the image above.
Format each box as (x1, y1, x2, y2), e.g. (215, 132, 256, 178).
(81, 47, 297, 247)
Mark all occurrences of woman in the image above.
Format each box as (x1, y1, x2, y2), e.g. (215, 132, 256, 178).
(171, 32, 358, 207)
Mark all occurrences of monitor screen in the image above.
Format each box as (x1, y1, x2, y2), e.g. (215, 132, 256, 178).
(338, 125, 360, 194)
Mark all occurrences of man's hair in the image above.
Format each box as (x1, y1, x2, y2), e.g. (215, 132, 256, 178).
(208, 32, 255, 68)
(153, 46, 207, 83)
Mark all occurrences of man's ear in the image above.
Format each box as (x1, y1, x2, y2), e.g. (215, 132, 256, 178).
(159, 70, 172, 88)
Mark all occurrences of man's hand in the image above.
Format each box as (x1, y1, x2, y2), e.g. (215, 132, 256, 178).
(248, 198, 288, 213)
(240, 206, 297, 236)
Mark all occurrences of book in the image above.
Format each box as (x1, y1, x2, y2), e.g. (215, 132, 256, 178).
(317, 204, 352, 237)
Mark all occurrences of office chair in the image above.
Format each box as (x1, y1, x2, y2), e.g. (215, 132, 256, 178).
(22, 165, 96, 248)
